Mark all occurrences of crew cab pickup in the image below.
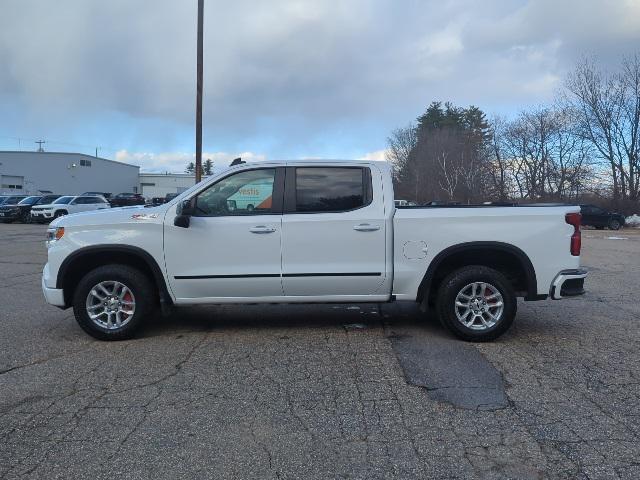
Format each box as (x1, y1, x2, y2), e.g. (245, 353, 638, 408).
(41, 160, 587, 341)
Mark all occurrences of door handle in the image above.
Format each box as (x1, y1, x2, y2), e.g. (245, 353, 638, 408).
(353, 223, 380, 232)
(249, 225, 276, 234)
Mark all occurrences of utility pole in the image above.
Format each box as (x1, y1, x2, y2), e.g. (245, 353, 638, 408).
(195, 0, 204, 183)
(35, 140, 45, 152)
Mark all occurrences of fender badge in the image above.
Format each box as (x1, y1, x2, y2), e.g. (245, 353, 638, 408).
(131, 213, 158, 220)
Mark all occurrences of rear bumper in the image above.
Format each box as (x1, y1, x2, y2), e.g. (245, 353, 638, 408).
(550, 268, 587, 300)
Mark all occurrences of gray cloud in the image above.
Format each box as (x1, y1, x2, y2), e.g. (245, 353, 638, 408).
(1, 0, 639, 157)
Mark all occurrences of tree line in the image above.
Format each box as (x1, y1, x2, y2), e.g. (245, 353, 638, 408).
(387, 55, 640, 213)
(186, 159, 213, 175)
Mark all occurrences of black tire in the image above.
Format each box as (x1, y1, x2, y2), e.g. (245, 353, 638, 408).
(21, 211, 31, 223)
(72, 264, 156, 341)
(436, 266, 517, 342)
(608, 219, 621, 230)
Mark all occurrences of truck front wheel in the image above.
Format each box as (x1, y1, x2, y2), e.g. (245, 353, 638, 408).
(72, 264, 155, 340)
(436, 266, 517, 342)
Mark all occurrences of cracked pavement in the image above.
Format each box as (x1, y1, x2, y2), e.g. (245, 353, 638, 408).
(0, 224, 639, 479)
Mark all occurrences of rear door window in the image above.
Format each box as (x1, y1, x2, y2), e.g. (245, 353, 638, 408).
(292, 167, 371, 213)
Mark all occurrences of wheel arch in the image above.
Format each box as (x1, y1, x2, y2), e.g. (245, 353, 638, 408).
(416, 241, 540, 304)
(56, 245, 173, 308)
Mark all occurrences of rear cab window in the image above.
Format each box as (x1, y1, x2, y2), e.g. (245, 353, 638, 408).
(285, 166, 372, 213)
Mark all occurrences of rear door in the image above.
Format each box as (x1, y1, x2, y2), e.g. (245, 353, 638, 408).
(87, 196, 110, 210)
(280, 165, 387, 297)
(69, 197, 90, 212)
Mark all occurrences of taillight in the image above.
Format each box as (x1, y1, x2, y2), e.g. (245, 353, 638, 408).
(565, 212, 581, 256)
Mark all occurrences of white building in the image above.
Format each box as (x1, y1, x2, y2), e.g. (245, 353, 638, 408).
(0, 151, 140, 196)
(139, 173, 209, 199)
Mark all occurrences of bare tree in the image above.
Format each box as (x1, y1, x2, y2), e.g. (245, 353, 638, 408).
(486, 116, 512, 200)
(497, 107, 593, 201)
(386, 124, 417, 180)
(565, 55, 640, 202)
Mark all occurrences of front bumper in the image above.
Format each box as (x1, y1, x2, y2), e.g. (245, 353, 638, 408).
(31, 211, 54, 221)
(0, 211, 20, 221)
(550, 268, 588, 300)
(42, 265, 66, 307)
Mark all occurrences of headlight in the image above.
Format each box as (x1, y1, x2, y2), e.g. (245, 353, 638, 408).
(46, 226, 65, 246)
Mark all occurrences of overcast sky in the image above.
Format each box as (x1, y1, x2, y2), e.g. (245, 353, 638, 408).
(1, 0, 639, 172)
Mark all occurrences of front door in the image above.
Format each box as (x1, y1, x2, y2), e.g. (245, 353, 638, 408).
(164, 167, 285, 301)
(281, 166, 387, 297)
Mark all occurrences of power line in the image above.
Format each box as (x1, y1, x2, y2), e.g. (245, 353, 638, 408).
(0, 136, 119, 156)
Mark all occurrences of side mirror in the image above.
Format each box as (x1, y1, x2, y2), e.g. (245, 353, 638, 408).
(178, 198, 196, 216)
(174, 198, 195, 228)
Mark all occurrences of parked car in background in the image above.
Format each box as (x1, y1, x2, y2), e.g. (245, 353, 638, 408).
(0, 195, 28, 206)
(165, 193, 179, 203)
(0, 195, 30, 222)
(109, 193, 145, 207)
(580, 204, 626, 230)
(0, 195, 61, 223)
(31, 195, 110, 223)
(82, 191, 112, 200)
(394, 199, 418, 207)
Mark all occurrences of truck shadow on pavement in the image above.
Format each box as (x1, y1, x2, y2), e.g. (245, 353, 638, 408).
(139, 302, 509, 410)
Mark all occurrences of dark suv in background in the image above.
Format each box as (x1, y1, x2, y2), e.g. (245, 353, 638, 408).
(0, 195, 61, 223)
(580, 204, 626, 230)
(109, 193, 145, 207)
(0, 195, 28, 206)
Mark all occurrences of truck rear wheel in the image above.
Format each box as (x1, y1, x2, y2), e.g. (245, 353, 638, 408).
(72, 264, 155, 340)
(436, 266, 517, 342)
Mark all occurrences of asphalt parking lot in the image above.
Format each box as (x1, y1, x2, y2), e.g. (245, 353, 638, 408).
(1, 224, 639, 479)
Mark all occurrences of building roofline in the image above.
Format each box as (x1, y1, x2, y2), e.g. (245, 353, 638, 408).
(139, 172, 198, 177)
(0, 151, 140, 169)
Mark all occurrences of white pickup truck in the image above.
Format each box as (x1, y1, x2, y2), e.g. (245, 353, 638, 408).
(42, 160, 587, 341)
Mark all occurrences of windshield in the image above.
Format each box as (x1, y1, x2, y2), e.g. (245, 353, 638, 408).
(53, 196, 74, 205)
(18, 196, 41, 205)
(2, 196, 25, 205)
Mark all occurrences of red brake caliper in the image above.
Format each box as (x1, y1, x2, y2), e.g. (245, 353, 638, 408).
(484, 286, 494, 305)
(122, 292, 133, 318)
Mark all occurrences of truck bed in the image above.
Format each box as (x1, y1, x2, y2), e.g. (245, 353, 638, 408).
(391, 205, 580, 300)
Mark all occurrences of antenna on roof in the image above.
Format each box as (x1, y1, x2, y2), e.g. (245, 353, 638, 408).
(35, 140, 46, 152)
(230, 157, 245, 166)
